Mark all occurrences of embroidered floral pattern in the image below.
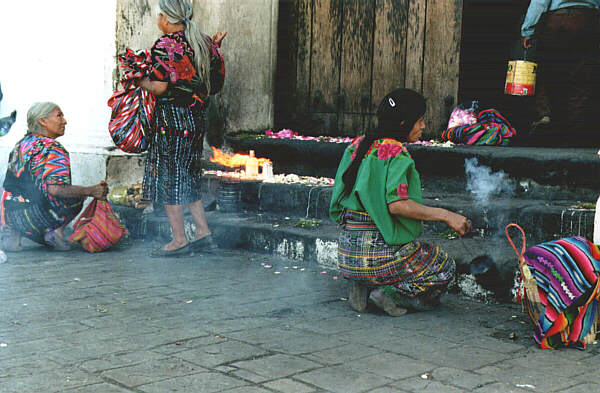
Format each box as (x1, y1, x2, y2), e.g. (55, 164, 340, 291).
(397, 183, 409, 199)
(150, 31, 225, 105)
(377, 144, 406, 161)
(155, 37, 184, 61)
(349, 136, 364, 160)
(166, 55, 196, 82)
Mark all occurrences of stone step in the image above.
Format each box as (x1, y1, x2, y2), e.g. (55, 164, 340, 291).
(202, 178, 596, 242)
(223, 136, 600, 201)
(113, 204, 561, 303)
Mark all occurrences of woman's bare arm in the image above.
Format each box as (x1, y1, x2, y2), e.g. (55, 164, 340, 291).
(47, 183, 108, 200)
(388, 199, 470, 235)
(137, 78, 168, 96)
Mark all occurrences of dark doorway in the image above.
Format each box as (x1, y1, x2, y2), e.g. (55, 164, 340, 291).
(459, 0, 535, 133)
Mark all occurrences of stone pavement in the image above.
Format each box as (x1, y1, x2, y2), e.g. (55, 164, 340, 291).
(1, 242, 600, 393)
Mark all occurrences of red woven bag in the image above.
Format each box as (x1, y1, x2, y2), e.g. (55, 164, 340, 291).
(68, 200, 126, 253)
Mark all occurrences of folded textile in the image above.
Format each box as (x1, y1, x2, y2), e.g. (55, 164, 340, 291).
(107, 49, 156, 154)
(442, 109, 516, 146)
(523, 236, 600, 349)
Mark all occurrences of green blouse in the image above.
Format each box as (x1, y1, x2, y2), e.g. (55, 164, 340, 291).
(329, 137, 422, 245)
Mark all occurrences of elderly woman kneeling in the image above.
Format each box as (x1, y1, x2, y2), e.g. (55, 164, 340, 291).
(330, 89, 470, 316)
(0, 102, 107, 251)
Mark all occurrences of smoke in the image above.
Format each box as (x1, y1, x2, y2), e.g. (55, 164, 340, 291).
(465, 158, 514, 205)
(464, 157, 515, 248)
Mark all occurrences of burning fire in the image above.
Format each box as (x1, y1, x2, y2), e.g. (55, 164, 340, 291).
(209, 147, 271, 167)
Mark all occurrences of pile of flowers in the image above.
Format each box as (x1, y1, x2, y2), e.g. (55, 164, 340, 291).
(265, 129, 353, 144)
(265, 173, 334, 186)
(263, 129, 455, 148)
(411, 140, 455, 148)
(203, 170, 335, 186)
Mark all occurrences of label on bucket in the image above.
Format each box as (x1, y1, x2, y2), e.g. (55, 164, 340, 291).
(505, 60, 537, 96)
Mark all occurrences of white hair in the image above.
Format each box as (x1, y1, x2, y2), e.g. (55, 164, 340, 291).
(27, 102, 59, 134)
(157, 0, 212, 95)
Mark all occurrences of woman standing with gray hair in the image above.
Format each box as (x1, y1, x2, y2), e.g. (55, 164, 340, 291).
(137, 0, 226, 257)
(0, 102, 108, 251)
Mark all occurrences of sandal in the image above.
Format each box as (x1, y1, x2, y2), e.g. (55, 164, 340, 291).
(348, 281, 369, 312)
(190, 235, 217, 253)
(369, 288, 408, 317)
(43, 230, 72, 251)
(150, 243, 191, 258)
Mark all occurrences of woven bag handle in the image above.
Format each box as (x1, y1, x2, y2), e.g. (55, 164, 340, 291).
(505, 223, 526, 259)
(505, 223, 529, 305)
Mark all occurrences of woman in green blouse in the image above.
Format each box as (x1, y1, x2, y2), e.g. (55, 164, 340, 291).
(330, 89, 470, 316)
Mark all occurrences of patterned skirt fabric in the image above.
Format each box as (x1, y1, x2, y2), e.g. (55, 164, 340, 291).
(2, 194, 83, 244)
(523, 236, 600, 349)
(142, 102, 205, 205)
(338, 210, 455, 301)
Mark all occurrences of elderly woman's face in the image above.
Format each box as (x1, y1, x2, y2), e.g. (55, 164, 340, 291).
(157, 13, 169, 34)
(406, 115, 425, 143)
(39, 108, 67, 139)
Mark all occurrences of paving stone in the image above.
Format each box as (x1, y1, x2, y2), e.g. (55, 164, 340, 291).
(0, 355, 62, 377)
(294, 364, 393, 393)
(390, 378, 464, 393)
(62, 383, 133, 392)
(368, 387, 411, 393)
(556, 383, 600, 393)
(231, 353, 322, 381)
(0, 367, 101, 393)
(219, 387, 272, 393)
(78, 350, 166, 373)
(346, 352, 435, 380)
(136, 372, 247, 393)
(0, 337, 65, 361)
(231, 368, 269, 383)
(475, 361, 584, 392)
(152, 334, 229, 355)
(262, 378, 317, 393)
(100, 357, 205, 388)
(260, 331, 347, 355)
(302, 343, 381, 365)
(4, 245, 600, 392)
(472, 382, 534, 393)
(214, 365, 237, 373)
(174, 340, 270, 368)
(432, 367, 498, 390)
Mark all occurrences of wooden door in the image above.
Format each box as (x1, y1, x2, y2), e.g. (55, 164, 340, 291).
(277, 0, 463, 138)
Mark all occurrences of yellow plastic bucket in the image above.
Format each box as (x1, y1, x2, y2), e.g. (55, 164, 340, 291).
(504, 60, 537, 96)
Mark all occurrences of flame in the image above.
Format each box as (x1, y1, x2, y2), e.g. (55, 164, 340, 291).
(209, 147, 271, 168)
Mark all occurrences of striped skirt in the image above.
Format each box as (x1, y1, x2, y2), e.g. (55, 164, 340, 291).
(2, 193, 83, 244)
(142, 102, 205, 206)
(338, 210, 455, 301)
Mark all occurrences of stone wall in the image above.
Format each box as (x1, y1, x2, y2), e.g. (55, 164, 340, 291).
(115, 0, 279, 133)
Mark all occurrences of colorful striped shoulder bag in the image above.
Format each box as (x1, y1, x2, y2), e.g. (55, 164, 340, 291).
(68, 199, 126, 253)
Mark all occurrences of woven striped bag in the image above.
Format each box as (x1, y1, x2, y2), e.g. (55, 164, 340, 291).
(68, 200, 126, 253)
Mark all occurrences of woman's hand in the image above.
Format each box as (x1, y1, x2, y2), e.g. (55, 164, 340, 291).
(444, 211, 470, 236)
(136, 77, 168, 96)
(212, 31, 227, 47)
(89, 182, 109, 200)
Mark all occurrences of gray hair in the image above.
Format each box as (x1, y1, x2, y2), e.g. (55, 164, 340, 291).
(157, 0, 211, 95)
(27, 102, 59, 134)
